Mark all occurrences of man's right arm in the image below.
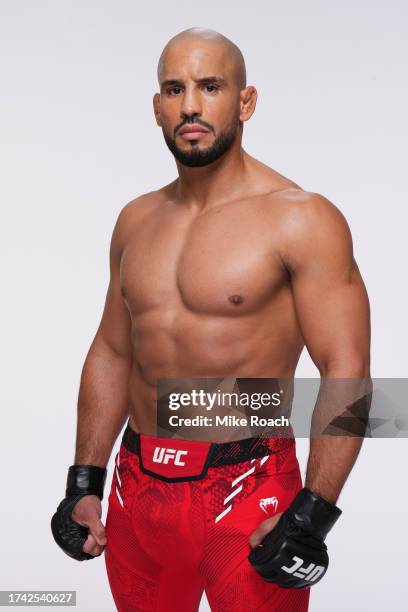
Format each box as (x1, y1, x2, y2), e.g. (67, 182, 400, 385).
(51, 204, 136, 561)
(74, 205, 134, 468)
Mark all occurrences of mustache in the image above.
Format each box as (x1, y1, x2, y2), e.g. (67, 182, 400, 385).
(174, 117, 214, 137)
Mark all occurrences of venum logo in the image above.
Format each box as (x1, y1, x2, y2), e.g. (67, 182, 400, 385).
(259, 496, 279, 514)
(152, 447, 188, 466)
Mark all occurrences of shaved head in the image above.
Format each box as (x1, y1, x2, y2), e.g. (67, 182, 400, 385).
(157, 27, 247, 90)
(154, 28, 256, 167)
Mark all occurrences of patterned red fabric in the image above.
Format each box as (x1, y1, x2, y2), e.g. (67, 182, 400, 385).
(104, 432, 310, 612)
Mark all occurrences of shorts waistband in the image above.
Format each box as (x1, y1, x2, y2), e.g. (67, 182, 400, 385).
(121, 423, 295, 482)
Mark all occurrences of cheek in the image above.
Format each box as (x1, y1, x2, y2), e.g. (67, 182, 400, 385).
(213, 100, 240, 127)
(159, 102, 180, 125)
(159, 109, 174, 127)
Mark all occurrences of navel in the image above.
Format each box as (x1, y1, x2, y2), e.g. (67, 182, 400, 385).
(228, 294, 244, 305)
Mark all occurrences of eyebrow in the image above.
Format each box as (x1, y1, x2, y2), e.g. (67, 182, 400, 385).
(161, 76, 227, 89)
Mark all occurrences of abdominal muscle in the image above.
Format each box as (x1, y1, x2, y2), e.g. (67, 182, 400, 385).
(126, 304, 304, 442)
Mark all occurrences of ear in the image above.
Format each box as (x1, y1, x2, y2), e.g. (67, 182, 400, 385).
(153, 93, 162, 126)
(239, 86, 257, 122)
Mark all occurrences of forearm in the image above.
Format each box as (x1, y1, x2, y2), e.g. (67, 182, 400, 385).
(74, 335, 132, 467)
(305, 436, 363, 504)
(305, 371, 372, 505)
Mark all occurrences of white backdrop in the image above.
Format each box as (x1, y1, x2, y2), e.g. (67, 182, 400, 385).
(1, 1, 407, 610)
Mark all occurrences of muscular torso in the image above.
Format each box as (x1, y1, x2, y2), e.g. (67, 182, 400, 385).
(120, 162, 307, 438)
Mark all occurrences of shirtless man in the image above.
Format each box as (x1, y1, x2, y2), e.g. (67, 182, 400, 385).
(51, 27, 371, 612)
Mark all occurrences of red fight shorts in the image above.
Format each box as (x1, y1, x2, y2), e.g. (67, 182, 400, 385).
(104, 423, 310, 612)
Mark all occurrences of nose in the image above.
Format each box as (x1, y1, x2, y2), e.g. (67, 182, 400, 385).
(180, 84, 202, 120)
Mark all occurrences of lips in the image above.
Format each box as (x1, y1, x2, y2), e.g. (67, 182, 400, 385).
(178, 125, 209, 140)
(179, 125, 209, 135)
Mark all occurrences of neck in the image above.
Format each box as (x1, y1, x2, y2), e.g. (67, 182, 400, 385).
(173, 139, 250, 211)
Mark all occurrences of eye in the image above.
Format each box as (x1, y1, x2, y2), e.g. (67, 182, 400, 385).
(204, 83, 219, 93)
(168, 86, 183, 95)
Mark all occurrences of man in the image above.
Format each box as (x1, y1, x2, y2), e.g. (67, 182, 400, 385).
(51, 27, 370, 611)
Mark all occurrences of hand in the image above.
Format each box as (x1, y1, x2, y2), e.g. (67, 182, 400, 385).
(71, 495, 107, 557)
(248, 488, 342, 588)
(249, 512, 283, 549)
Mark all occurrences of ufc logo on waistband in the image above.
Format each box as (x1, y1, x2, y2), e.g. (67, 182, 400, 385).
(281, 556, 326, 582)
(152, 447, 188, 466)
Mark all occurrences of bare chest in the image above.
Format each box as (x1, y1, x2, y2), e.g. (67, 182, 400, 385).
(120, 202, 287, 317)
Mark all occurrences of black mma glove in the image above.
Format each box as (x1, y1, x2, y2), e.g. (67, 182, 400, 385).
(248, 487, 342, 588)
(51, 465, 107, 561)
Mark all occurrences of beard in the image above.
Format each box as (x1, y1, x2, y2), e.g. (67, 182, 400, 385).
(162, 117, 240, 168)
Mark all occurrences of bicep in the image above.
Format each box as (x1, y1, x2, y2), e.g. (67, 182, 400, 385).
(95, 213, 133, 360)
(284, 196, 370, 373)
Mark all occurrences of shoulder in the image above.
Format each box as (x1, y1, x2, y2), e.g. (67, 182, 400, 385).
(117, 189, 163, 225)
(114, 179, 177, 226)
(269, 189, 354, 271)
(271, 188, 351, 237)
(109, 188, 165, 257)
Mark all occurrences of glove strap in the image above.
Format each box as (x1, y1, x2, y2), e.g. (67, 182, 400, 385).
(289, 487, 342, 541)
(66, 465, 107, 500)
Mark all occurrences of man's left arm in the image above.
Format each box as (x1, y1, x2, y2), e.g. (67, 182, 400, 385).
(248, 192, 370, 585)
(284, 191, 371, 504)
